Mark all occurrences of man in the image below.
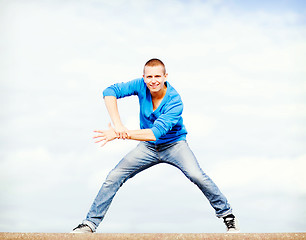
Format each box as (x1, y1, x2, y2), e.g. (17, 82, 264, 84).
(71, 58, 240, 233)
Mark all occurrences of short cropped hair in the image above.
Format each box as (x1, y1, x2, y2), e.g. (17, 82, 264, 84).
(144, 58, 166, 75)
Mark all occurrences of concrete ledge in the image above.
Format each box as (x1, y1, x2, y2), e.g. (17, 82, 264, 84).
(0, 233, 305, 240)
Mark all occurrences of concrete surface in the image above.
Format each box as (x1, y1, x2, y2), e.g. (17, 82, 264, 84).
(0, 233, 305, 240)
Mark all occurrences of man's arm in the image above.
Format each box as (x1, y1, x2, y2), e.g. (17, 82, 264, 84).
(104, 96, 128, 139)
(94, 124, 156, 147)
(97, 96, 156, 146)
(126, 129, 156, 141)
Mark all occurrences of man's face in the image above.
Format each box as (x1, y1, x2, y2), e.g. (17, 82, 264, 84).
(143, 65, 168, 94)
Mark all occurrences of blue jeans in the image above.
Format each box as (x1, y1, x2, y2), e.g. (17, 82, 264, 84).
(84, 140, 232, 231)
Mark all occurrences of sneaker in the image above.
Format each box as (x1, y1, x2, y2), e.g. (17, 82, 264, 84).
(70, 223, 94, 233)
(223, 214, 240, 233)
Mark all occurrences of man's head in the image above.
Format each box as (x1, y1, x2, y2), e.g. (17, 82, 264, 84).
(143, 58, 166, 75)
(143, 58, 168, 94)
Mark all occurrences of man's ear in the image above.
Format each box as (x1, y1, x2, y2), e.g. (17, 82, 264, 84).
(143, 75, 147, 83)
(164, 73, 168, 80)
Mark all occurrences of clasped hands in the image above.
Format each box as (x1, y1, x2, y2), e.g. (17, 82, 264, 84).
(93, 123, 130, 147)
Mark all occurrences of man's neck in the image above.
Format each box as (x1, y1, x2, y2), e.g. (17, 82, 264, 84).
(151, 84, 167, 100)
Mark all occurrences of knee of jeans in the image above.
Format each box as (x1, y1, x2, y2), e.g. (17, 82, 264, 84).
(187, 173, 201, 183)
(188, 171, 209, 185)
(104, 170, 123, 188)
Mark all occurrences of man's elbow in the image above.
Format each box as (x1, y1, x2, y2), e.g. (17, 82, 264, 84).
(151, 135, 156, 141)
(149, 130, 157, 141)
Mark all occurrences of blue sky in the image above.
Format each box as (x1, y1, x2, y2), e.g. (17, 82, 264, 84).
(227, 0, 306, 14)
(1, 0, 306, 233)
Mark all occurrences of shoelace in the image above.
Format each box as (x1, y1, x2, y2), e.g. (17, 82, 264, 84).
(224, 217, 236, 229)
(73, 223, 88, 231)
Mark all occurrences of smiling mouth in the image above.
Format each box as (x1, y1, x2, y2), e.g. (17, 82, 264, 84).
(150, 83, 160, 88)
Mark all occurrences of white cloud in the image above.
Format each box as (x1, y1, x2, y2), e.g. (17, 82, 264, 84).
(229, 42, 306, 74)
(183, 113, 217, 137)
(221, 103, 306, 118)
(211, 155, 306, 194)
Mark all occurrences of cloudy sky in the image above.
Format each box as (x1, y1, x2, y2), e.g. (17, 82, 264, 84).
(1, 0, 306, 233)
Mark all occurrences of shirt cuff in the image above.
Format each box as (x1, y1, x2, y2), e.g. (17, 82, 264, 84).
(103, 88, 117, 97)
(151, 126, 162, 140)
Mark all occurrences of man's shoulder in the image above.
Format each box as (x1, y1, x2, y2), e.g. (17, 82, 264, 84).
(128, 77, 144, 86)
(167, 82, 182, 102)
(126, 78, 146, 93)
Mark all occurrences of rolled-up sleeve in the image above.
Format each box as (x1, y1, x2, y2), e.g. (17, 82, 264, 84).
(103, 78, 142, 99)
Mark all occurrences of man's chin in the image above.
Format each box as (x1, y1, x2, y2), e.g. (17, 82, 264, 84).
(149, 87, 160, 92)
